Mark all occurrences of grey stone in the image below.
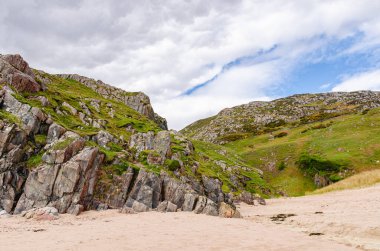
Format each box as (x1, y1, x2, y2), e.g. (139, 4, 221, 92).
(202, 199, 219, 216)
(193, 196, 207, 214)
(182, 193, 198, 212)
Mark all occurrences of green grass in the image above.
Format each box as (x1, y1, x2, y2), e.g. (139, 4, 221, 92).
(52, 137, 76, 150)
(34, 134, 47, 145)
(311, 169, 380, 194)
(26, 152, 44, 169)
(221, 108, 380, 196)
(192, 140, 270, 196)
(0, 110, 20, 124)
(20, 73, 160, 140)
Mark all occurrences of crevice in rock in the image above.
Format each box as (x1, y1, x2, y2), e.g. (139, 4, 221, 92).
(125, 167, 140, 200)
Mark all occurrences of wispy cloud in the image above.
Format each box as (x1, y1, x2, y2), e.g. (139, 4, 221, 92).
(332, 69, 380, 92)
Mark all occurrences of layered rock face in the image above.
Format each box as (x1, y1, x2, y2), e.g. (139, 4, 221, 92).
(182, 91, 380, 143)
(0, 54, 42, 93)
(93, 130, 240, 217)
(0, 83, 104, 215)
(57, 74, 168, 130)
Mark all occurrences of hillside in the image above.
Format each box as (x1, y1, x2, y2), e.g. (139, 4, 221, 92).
(0, 54, 265, 217)
(182, 92, 380, 196)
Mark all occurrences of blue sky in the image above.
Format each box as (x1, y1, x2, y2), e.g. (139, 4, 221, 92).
(185, 32, 380, 99)
(2, 0, 380, 129)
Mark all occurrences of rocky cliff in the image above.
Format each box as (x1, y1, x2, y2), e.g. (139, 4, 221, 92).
(0, 54, 261, 217)
(182, 92, 380, 144)
(57, 74, 168, 130)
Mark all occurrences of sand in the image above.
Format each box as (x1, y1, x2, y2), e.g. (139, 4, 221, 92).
(1, 185, 379, 251)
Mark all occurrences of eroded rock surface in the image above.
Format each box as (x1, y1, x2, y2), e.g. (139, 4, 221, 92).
(0, 54, 41, 93)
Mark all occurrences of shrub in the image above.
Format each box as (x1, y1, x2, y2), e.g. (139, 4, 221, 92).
(265, 120, 286, 128)
(216, 133, 248, 143)
(278, 161, 286, 171)
(167, 159, 181, 171)
(274, 131, 288, 138)
(297, 154, 346, 178)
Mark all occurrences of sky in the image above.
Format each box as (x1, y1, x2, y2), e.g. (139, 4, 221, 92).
(1, 0, 380, 130)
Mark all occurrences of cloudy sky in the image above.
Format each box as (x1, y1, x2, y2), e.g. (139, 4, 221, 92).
(1, 0, 380, 129)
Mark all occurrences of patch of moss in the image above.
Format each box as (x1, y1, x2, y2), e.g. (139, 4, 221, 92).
(166, 159, 181, 171)
(52, 137, 76, 150)
(26, 152, 44, 169)
(0, 110, 20, 125)
(34, 134, 47, 145)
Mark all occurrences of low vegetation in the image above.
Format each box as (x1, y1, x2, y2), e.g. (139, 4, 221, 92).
(221, 108, 380, 196)
(311, 169, 380, 194)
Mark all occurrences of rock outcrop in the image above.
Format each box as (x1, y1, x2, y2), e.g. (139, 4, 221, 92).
(182, 91, 380, 143)
(0, 54, 41, 93)
(0, 53, 243, 218)
(57, 74, 168, 129)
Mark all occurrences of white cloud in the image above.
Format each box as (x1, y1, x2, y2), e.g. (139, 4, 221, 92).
(1, 0, 380, 129)
(332, 69, 380, 92)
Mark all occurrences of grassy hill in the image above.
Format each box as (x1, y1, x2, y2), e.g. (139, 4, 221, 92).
(183, 93, 380, 196)
(213, 109, 380, 196)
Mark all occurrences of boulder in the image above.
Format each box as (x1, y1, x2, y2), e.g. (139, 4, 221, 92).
(130, 131, 155, 156)
(219, 202, 239, 218)
(156, 201, 177, 213)
(0, 54, 41, 93)
(201, 176, 224, 203)
(120, 206, 135, 214)
(157, 201, 168, 212)
(0, 209, 10, 218)
(202, 199, 219, 216)
(193, 196, 207, 214)
(131, 200, 150, 213)
(46, 123, 66, 144)
(21, 207, 59, 220)
(166, 201, 178, 212)
(1, 88, 46, 134)
(182, 193, 198, 212)
(93, 130, 117, 149)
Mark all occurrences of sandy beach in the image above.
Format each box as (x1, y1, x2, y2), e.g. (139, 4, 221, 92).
(1, 185, 379, 251)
